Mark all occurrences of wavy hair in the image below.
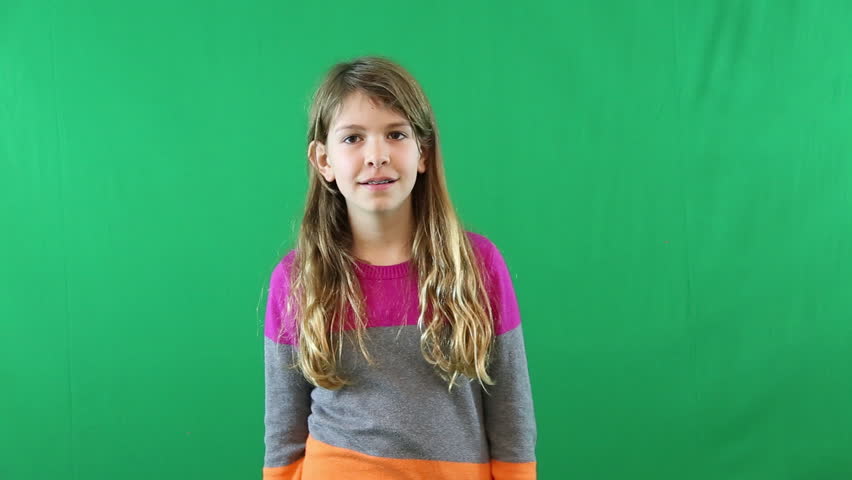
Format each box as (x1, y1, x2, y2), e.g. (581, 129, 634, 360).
(279, 55, 496, 392)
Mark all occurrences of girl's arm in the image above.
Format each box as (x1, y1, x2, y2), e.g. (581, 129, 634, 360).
(481, 240, 538, 479)
(262, 257, 313, 480)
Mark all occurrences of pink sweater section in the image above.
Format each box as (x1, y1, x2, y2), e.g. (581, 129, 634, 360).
(264, 231, 522, 346)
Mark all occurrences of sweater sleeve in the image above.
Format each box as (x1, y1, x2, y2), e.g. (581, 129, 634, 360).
(262, 254, 313, 480)
(480, 240, 538, 479)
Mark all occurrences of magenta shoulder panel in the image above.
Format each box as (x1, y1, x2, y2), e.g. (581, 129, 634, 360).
(467, 232, 523, 336)
(263, 233, 522, 342)
(264, 249, 298, 345)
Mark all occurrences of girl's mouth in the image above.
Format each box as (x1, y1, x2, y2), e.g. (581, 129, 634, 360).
(360, 179, 396, 190)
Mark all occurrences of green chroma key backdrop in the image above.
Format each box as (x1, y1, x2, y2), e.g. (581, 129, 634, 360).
(2, 1, 851, 478)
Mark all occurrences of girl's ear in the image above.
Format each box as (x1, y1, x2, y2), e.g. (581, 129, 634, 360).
(418, 148, 427, 173)
(308, 140, 335, 182)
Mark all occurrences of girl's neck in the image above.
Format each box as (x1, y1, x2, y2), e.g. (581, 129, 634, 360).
(351, 234, 413, 266)
(349, 208, 414, 266)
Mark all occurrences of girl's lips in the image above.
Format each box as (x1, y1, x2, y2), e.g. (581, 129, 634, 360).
(360, 180, 396, 191)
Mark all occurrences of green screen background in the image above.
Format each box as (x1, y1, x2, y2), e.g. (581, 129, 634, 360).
(2, 1, 851, 478)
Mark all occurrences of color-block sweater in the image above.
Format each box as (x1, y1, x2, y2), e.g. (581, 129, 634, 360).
(262, 231, 537, 479)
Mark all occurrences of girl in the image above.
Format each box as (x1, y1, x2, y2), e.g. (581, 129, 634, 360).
(262, 55, 536, 480)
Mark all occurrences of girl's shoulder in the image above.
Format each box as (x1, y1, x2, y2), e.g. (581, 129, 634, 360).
(264, 249, 299, 345)
(465, 230, 521, 334)
(465, 230, 496, 261)
(465, 230, 506, 273)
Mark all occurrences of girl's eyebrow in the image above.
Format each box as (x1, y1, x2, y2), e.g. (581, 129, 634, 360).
(335, 121, 410, 133)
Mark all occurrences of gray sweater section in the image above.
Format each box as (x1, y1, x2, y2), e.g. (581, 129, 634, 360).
(263, 324, 536, 467)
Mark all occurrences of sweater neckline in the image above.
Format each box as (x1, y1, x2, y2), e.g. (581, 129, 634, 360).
(354, 257, 413, 280)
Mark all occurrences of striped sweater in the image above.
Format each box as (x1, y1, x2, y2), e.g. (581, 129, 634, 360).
(262, 231, 537, 479)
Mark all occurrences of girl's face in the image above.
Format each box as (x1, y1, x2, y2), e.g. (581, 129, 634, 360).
(309, 90, 426, 218)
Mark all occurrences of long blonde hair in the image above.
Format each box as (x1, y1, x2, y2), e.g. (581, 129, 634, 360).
(282, 55, 496, 392)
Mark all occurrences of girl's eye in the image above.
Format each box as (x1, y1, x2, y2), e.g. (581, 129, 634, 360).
(343, 132, 408, 144)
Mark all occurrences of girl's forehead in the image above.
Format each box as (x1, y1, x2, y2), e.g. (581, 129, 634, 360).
(332, 91, 408, 128)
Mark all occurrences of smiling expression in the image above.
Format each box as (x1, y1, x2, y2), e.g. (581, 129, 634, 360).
(309, 90, 427, 217)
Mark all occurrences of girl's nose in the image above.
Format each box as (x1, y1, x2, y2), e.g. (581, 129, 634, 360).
(366, 156, 389, 167)
(364, 139, 390, 167)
